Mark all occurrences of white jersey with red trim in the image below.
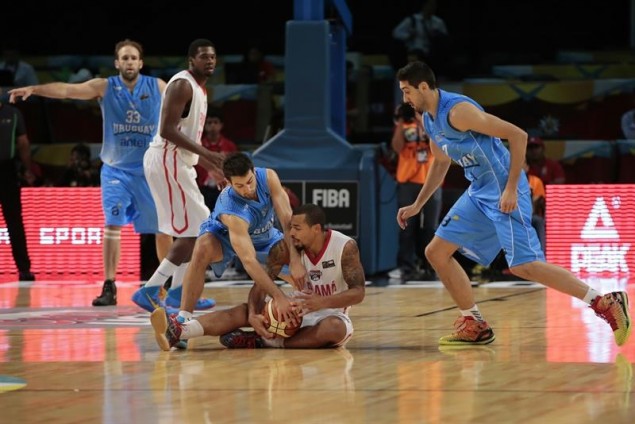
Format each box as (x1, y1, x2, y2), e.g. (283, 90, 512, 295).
(301, 229, 353, 314)
(149, 70, 207, 167)
(143, 69, 210, 237)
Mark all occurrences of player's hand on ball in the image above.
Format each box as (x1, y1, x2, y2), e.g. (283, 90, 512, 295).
(273, 294, 301, 326)
(263, 297, 303, 337)
(293, 290, 324, 316)
(248, 312, 275, 339)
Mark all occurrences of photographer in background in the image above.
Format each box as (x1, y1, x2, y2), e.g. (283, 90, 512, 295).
(388, 103, 442, 281)
(57, 143, 100, 187)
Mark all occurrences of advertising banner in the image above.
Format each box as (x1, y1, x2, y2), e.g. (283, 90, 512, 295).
(0, 188, 140, 279)
(546, 185, 635, 275)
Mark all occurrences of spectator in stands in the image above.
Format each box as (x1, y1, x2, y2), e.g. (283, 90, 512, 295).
(57, 143, 101, 187)
(0, 88, 35, 281)
(196, 106, 238, 210)
(525, 136, 566, 186)
(524, 161, 546, 251)
(230, 44, 276, 84)
(620, 108, 635, 139)
(391, 0, 450, 77)
(0, 45, 38, 87)
(388, 102, 441, 281)
(19, 160, 44, 187)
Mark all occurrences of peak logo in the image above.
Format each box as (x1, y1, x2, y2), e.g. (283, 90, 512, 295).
(580, 198, 618, 239)
(571, 196, 630, 273)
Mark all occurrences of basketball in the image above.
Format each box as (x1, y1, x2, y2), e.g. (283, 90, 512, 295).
(263, 297, 302, 338)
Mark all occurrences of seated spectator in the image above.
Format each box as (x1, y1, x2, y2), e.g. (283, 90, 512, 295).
(196, 107, 238, 210)
(525, 136, 565, 186)
(0, 45, 38, 87)
(621, 108, 635, 139)
(19, 161, 45, 187)
(57, 143, 100, 187)
(228, 45, 276, 84)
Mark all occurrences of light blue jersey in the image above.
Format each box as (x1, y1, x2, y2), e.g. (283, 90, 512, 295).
(425, 90, 544, 267)
(99, 75, 161, 176)
(199, 167, 284, 276)
(424, 89, 531, 211)
(98, 75, 162, 233)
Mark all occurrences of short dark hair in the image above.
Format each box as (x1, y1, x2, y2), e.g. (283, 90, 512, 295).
(396, 61, 437, 90)
(207, 105, 224, 122)
(188, 39, 215, 58)
(223, 152, 253, 179)
(293, 203, 326, 229)
(114, 39, 144, 60)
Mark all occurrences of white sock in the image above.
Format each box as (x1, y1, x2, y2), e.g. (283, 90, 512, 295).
(170, 262, 188, 290)
(262, 337, 284, 348)
(145, 259, 178, 288)
(582, 287, 602, 305)
(178, 310, 193, 322)
(461, 305, 485, 322)
(180, 319, 204, 339)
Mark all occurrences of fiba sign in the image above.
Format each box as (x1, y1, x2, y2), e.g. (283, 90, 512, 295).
(311, 188, 351, 208)
(546, 185, 635, 275)
(282, 181, 358, 237)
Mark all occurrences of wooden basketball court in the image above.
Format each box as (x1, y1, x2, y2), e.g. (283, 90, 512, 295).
(1, 277, 633, 423)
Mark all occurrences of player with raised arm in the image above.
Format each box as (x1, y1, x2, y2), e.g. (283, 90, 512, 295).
(9, 39, 173, 306)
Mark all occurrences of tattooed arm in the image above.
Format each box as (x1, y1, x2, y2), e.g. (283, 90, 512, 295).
(265, 240, 290, 279)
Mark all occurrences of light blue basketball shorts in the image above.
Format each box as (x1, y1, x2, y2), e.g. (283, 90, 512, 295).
(101, 164, 158, 234)
(435, 190, 545, 267)
(199, 216, 285, 277)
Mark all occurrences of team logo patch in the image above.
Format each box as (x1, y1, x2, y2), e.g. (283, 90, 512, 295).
(309, 270, 322, 281)
(321, 260, 335, 268)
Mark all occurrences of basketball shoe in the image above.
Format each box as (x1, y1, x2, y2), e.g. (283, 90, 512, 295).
(164, 285, 216, 310)
(439, 316, 496, 345)
(590, 291, 632, 346)
(150, 307, 184, 351)
(220, 329, 264, 349)
(92, 280, 117, 306)
(132, 285, 177, 314)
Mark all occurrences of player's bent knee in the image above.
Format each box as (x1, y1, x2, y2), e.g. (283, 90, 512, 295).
(424, 244, 437, 263)
(193, 233, 222, 263)
(425, 242, 451, 265)
(508, 261, 538, 279)
(318, 316, 347, 344)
